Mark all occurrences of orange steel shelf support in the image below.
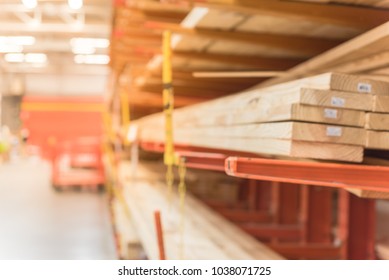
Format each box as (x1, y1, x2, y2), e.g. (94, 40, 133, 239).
(225, 157, 389, 193)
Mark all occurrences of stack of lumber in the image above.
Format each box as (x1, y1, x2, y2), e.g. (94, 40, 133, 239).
(263, 21, 389, 86)
(133, 72, 389, 163)
(118, 161, 283, 260)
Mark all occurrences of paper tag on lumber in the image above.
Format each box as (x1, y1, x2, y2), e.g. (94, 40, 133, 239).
(357, 83, 372, 93)
(326, 126, 342, 137)
(330, 97, 345, 107)
(324, 108, 338, 119)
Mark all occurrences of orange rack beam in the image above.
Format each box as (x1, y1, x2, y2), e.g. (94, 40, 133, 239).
(140, 141, 227, 171)
(225, 157, 389, 193)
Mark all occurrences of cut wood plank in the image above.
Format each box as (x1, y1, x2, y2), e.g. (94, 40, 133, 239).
(263, 72, 389, 94)
(118, 161, 284, 260)
(175, 73, 383, 116)
(193, 71, 285, 78)
(263, 22, 389, 86)
(365, 113, 389, 130)
(174, 104, 366, 128)
(377, 243, 389, 260)
(330, 50, 389, 74)
(349, 157, 389, 198)
(196, 0, 389, 29)
(139, 127, 363, 162)
(372, 95, 389, 113)
(366, 130, 389, 149)
(298, 88, 372, 111)
(162, 122, 366, 146)
(347, 188, 389, 199)
(145, 22, 342, 57)
(173, 51, 303, 70)
(128, 91, 209, 108)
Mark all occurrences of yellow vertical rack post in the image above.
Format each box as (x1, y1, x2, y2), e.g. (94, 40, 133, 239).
(119, 88, 130, 146)
(162, 30, 187, 259)
(162, 30, 176, 197)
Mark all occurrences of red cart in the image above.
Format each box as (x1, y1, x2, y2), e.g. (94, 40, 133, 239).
(51, 137, 105, 191)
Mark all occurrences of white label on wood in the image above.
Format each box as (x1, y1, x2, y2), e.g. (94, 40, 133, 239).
(357, 83, 372, 93)
(324, 108, 338, 119)
(326, 126, 342, 137)
(330, 97, 345, 107)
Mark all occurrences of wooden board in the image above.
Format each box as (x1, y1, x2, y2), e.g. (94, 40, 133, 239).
(372, 95, 389, 113)
(118, 161, 284, 260)
(347, 188, 389, 199)
(263, 72, 389, 94)
(366, 130, 389, 149)
(264, 22, 389, 86)
(173, 104, 366, 128)
(166, 122, 366, 146)
(298, 88, 372, 111)
(139, 127, 363, 162)
(377, 243, 389, 260)
(365, 113, 389, 130)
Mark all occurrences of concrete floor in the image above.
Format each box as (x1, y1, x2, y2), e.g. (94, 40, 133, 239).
(0, 158, 117, 259)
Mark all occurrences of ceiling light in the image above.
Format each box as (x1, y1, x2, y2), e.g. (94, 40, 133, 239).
(70, 38, 110, 49)
(74, 54, 110, 65)
(72, 45, 95, 55)
(25, 53, 47, 64)
(4, 53, 47, 64)
(5, 53, 25, 63)
(0, 36, 35, 46)
(0, 45, 23, 53)
(68, 0, 83, 10)
(21, 0, 37, 9)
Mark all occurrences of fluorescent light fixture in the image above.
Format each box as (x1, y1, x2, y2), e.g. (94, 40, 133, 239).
(74, 54, 110, 65)
(70, 38, 109, 48)
(25, 53, 47, 64)
(5, 53, 24, 63)
(0, 45, 23, 53)
(68, 0, 83, 10)
(72, 45, 95, 55)
(21, 0, 37, 9)
(4, 53, 47, 64)
(181, 7, 209, 28)
(0, 36, 35, 46)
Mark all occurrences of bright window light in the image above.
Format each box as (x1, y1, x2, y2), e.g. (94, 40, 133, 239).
(0, 45, 23, 53)
(70, 38, 110, 49)
(0, 36, 35, 46)
(74, 54, 110, 65)
(25, 53, 47, 64)
(21, 0, 37, 9)
(4, 53, 25, 63)
(68, 0, 83, 10)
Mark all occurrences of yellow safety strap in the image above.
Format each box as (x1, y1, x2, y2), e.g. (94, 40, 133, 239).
(119, 88, 131, 146)
(178, 157, 187, 259)
(163, 30, 177, 199)
(162, 30, 187, 259)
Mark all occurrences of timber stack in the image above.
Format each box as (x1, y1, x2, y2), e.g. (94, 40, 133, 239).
(134, 73, 389, 163)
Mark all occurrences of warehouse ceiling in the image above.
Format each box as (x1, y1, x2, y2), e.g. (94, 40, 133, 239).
(109, 0, 389, 119)
(0, 0, 112, 95)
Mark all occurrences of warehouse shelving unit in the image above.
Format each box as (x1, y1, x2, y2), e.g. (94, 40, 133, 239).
(137, 140, 378, 259)
(106, 0, 389, 260)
